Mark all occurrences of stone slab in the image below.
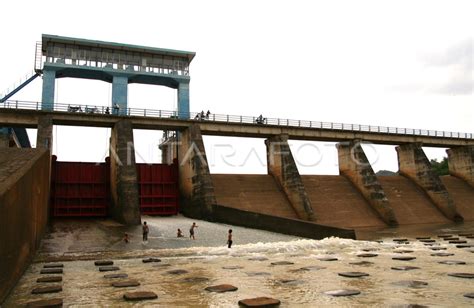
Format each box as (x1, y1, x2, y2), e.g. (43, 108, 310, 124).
(223, 266, 244, 269)
(248, 257, 269, 261)
(350, 261, 374, 266)
(112, 280, 140, 288)
(31, 285, 62, 294)
(104, 273, 128, 279)
(143, 258, 161, 263)
(464, 293, 474, 298)
(449, 240, 467, 244)
(270, 261, 294, 266)
(205, 284, 238, 293)
(40, 268, 63, 274)
(95, 260, 114, 266)
(99, 266, 120, 272)
(43, 264, 63, 269)
(392, 256, 416, 261)
(338, 272, 369, 278)
(394, 250, 414, 254)
(26, 298, 63, 307)
(318, 257, 338, 261)
(246, 272, 272, 276)
(238, 296, 281, 307)
(123, 291, 158, 301)
(165, 269, 188, 275)
(392, 280, 428, 288)
(324, 289, 360, 297)
(430, 247, 447, 251)
(448, 273, 474, 279)
(391, 266, 420, 271)
(418, 239, 436, 243)
(37, 276, 63, 283)
(183, 277, 210, 283)
(431, 252, 454, 257)
(456, 244, 474, 248)
(357, 253, 378, 258)
(439, 260, 466, 265)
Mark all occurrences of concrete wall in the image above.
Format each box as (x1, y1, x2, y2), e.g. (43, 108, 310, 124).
(211, 204, 355, 240)
(447, 146, 474, 188)
(337, 140, 398, 226)
(0, 148, 50, 304)
(396, 143, 463, 222)
(109, 120, 141, 225)
(265, 134, 314, 221)
(178, 124, 216, 218)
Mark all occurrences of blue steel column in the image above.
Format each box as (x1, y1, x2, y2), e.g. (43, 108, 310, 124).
(41, 70, 56, 111)
(112, 76, 128, 115)
(177, 82, 190, 119)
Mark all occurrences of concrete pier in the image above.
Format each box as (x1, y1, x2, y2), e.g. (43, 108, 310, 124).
(265, 134, 314, 221)
(337, 140, 398, 226)
(396, 143, 463, 222)
(109, 120, 141, 225)
(178, 124, 217, 218)
(447, 146, 474, 188)
(0, 128, 9, 148)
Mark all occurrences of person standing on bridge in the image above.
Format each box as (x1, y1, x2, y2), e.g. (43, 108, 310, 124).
(142, 221, 149, 243)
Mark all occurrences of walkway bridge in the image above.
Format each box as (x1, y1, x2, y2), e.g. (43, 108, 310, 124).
(1, 99, 473, 147)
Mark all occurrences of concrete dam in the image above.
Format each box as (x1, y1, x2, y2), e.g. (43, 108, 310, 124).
(1, 34, 474, 304)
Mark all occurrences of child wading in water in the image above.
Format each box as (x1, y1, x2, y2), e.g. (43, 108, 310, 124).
(177, 228, 184, 237)
(142, 221, 149, 242)
(189, 222, 198, 240)
(227, 229, 233, 248)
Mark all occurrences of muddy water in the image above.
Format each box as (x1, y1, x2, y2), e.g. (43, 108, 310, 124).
(5, 224, 474, 307)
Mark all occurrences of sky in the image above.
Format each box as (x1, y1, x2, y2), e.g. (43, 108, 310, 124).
(0, 0, 472, 174)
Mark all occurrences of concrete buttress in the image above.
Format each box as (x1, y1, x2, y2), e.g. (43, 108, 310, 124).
(178, 124, 216, 218)
(265, 134, 315, 221)
(447, 146, 474, 188)
(109, 119, 141, 225)
(396, 143, 463, 222)
(337, 140, 398, 226)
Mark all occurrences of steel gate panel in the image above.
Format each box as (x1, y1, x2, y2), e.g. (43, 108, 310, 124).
(50, 156, 109, 217)
(137, 162, 179, 215)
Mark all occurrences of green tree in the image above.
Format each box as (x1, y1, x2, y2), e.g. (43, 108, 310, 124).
(430, 157, 449, 176)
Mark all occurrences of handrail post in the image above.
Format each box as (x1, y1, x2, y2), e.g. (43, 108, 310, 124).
(240, 115, 242, 123)
(227, 114, 229, 122)
(144, 109, 147, 116)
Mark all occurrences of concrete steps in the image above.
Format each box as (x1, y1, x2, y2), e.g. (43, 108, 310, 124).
(212, 174, 298, 219)
(378, 176, 449, 225)
(441, 176, 474, 221)
(302, 175, 386, 229)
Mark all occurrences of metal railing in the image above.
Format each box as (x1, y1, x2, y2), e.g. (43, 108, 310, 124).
(0, 99, 473, 140)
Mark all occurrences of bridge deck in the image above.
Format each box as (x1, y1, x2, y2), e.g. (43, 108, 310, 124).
(1, 100, 473, 147)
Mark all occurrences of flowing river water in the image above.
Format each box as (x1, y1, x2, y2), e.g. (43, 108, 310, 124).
(4, 216, 474, 307)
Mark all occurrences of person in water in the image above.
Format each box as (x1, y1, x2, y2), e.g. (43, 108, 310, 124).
(227, 229, 233, 248)
(177, 228, 184, 237)
(123, 233, 130, 243)
(189, 222, 198, 240)
(142, 221, 149, 242)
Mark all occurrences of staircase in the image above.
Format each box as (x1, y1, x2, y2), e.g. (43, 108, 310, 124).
(0, 71, 40, 103)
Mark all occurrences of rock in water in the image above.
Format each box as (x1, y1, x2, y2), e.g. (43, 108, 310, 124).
(26, 298, 63, 307)
(99, 266, 120, 272)
(205, 284, 238, 293)
(31, 285, 62, 294)
(95, 260, 114, 266)
(36, 276, 62, 283)
(238, 297, 281, 307)
(123, 291, 158, 301)
(324, 289, 361, 297)
(112, 280, 140, 287)
(338, 272, 369, 278)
